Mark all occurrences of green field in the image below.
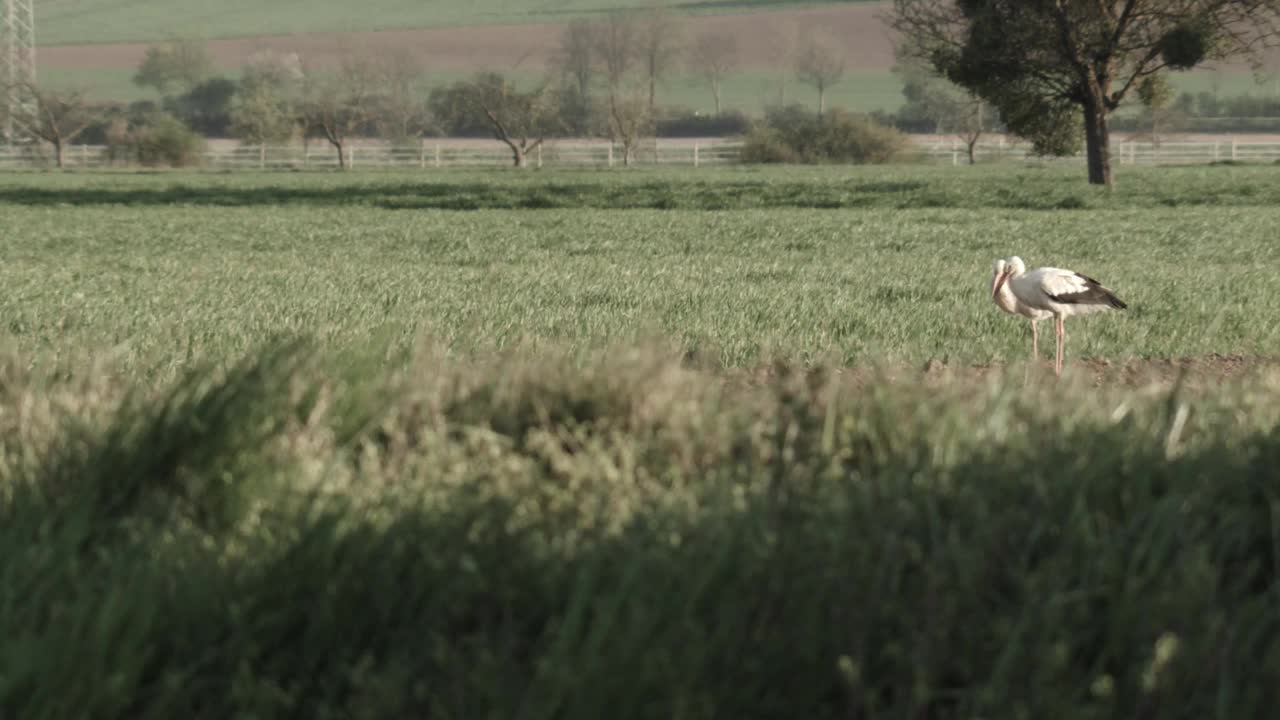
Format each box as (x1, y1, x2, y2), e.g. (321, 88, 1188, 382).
(4, 165, 1280, 716)
(46, 65, 908, 114)
(3, 165, 1279, 372)
(43, 62, 1279, 119)
(38, 0, 859, 45)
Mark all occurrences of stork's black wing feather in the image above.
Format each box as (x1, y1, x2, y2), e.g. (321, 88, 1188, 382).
(1047, 273, 1128, 310)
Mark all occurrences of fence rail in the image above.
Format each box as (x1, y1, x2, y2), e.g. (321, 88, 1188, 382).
(3, 138, 1280, 170)
(918, 138, 1280, 165)
(0, 141, 744, 170)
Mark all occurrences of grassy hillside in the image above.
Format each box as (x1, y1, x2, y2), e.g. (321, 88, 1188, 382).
(38, 0, 865, 45)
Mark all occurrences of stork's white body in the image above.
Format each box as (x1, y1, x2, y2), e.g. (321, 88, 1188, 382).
(993, 256, 1127, 375)
(990, 259, 1052, 360)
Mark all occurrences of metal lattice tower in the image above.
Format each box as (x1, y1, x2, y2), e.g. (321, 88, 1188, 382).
(1, 0, 37, 144)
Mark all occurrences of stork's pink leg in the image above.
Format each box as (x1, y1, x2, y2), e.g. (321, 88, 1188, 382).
(1031, 320, 1039, 362)
(1054, 316, 1064, 376)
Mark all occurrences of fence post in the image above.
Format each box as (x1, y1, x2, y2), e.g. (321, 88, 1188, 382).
(537, 143, 542, 168)
(1213, 142, 1220, 162)
(1231, 137, 1238, 161)
(259, 144, 266, 170)
(82, 144, 89, 167)
(420, 140, 426, 169)
(434, 143, 441, 168)
(348, 146, 355, 168)
(608, 144, 614, 168)
(693, 141, 699, 168)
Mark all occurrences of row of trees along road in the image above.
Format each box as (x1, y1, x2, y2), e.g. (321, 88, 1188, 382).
(890, 0, 1280, 186)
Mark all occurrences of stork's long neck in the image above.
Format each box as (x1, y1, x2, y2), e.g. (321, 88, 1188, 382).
(993, 282, 1020, 314)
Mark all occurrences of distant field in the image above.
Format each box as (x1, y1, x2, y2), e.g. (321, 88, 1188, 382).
(37, 0, 872, 45)
(41, 63, 1272, 117)
(42, 64, 910, 114)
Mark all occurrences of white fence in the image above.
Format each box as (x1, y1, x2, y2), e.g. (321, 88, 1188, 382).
(918, 138, 1280, 165)
(3, 138, 1280, 170)
(0, 140, 743, 170)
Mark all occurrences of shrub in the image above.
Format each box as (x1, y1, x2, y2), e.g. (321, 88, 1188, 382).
(741, 104, 908, 164)
(739, 127, 800, 163)
(105, 113, 206, 168)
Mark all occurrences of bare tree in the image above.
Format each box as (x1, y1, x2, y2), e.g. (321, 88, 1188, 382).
(299, 55, 379, 170)
(17, 83, 97, 168)
(429, 73, 561, 167)
(607, 90, 650, 166)
(373, 49, 430, 144)
(794, 33, 845, 117)
(767, 21, 802, 106)
(894, 42, 994, 164)
(689, 32, 738, 115)
(595, 10, 649, 165)
(555, 19, 597, 135)
(638, 1, 682, 117)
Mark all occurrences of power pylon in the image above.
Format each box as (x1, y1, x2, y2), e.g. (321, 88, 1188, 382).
(1, 0, 37, 143)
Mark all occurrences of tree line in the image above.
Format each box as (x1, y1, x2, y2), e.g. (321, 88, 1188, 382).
(10, 0, 1280, 183)
(5, 8, 859, 169)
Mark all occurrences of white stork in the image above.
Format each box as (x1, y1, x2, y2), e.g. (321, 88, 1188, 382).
(990, 258, 1053, 361)
(992, 256, 1127, 376)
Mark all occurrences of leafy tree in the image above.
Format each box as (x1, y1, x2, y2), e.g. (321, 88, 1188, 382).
(20, 83, 98, 168)
(1137, 73, 1176, 146)
(689, 32, 738, 115)
(166, 76, 238, 136)
(231, 83, 297, 144)
(891, 0, 1280, 186)
(429, 73, 562, 168)
(241, 50, 304, 94)
(133, 40, 215, 96)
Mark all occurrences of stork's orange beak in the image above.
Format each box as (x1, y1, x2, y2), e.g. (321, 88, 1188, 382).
(991, 270, 1009, 299)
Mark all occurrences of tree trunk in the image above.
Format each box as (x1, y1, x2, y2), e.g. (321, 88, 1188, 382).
(712, 80, 721, 115)
(333, 139, 347, 170)
(54, 140, 65, 169)
(966, 139, 977, 165)
(817, 85, 825, 118)
(1083, 100, 1112, 187)
(512, 146, 526, 168)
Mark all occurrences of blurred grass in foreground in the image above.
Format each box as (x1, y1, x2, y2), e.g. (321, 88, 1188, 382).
(2, 340, 1279, 717)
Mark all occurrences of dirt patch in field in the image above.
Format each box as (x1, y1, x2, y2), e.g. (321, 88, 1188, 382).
(40, 4, 897, 74)
(732, 354, 1280, 391)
